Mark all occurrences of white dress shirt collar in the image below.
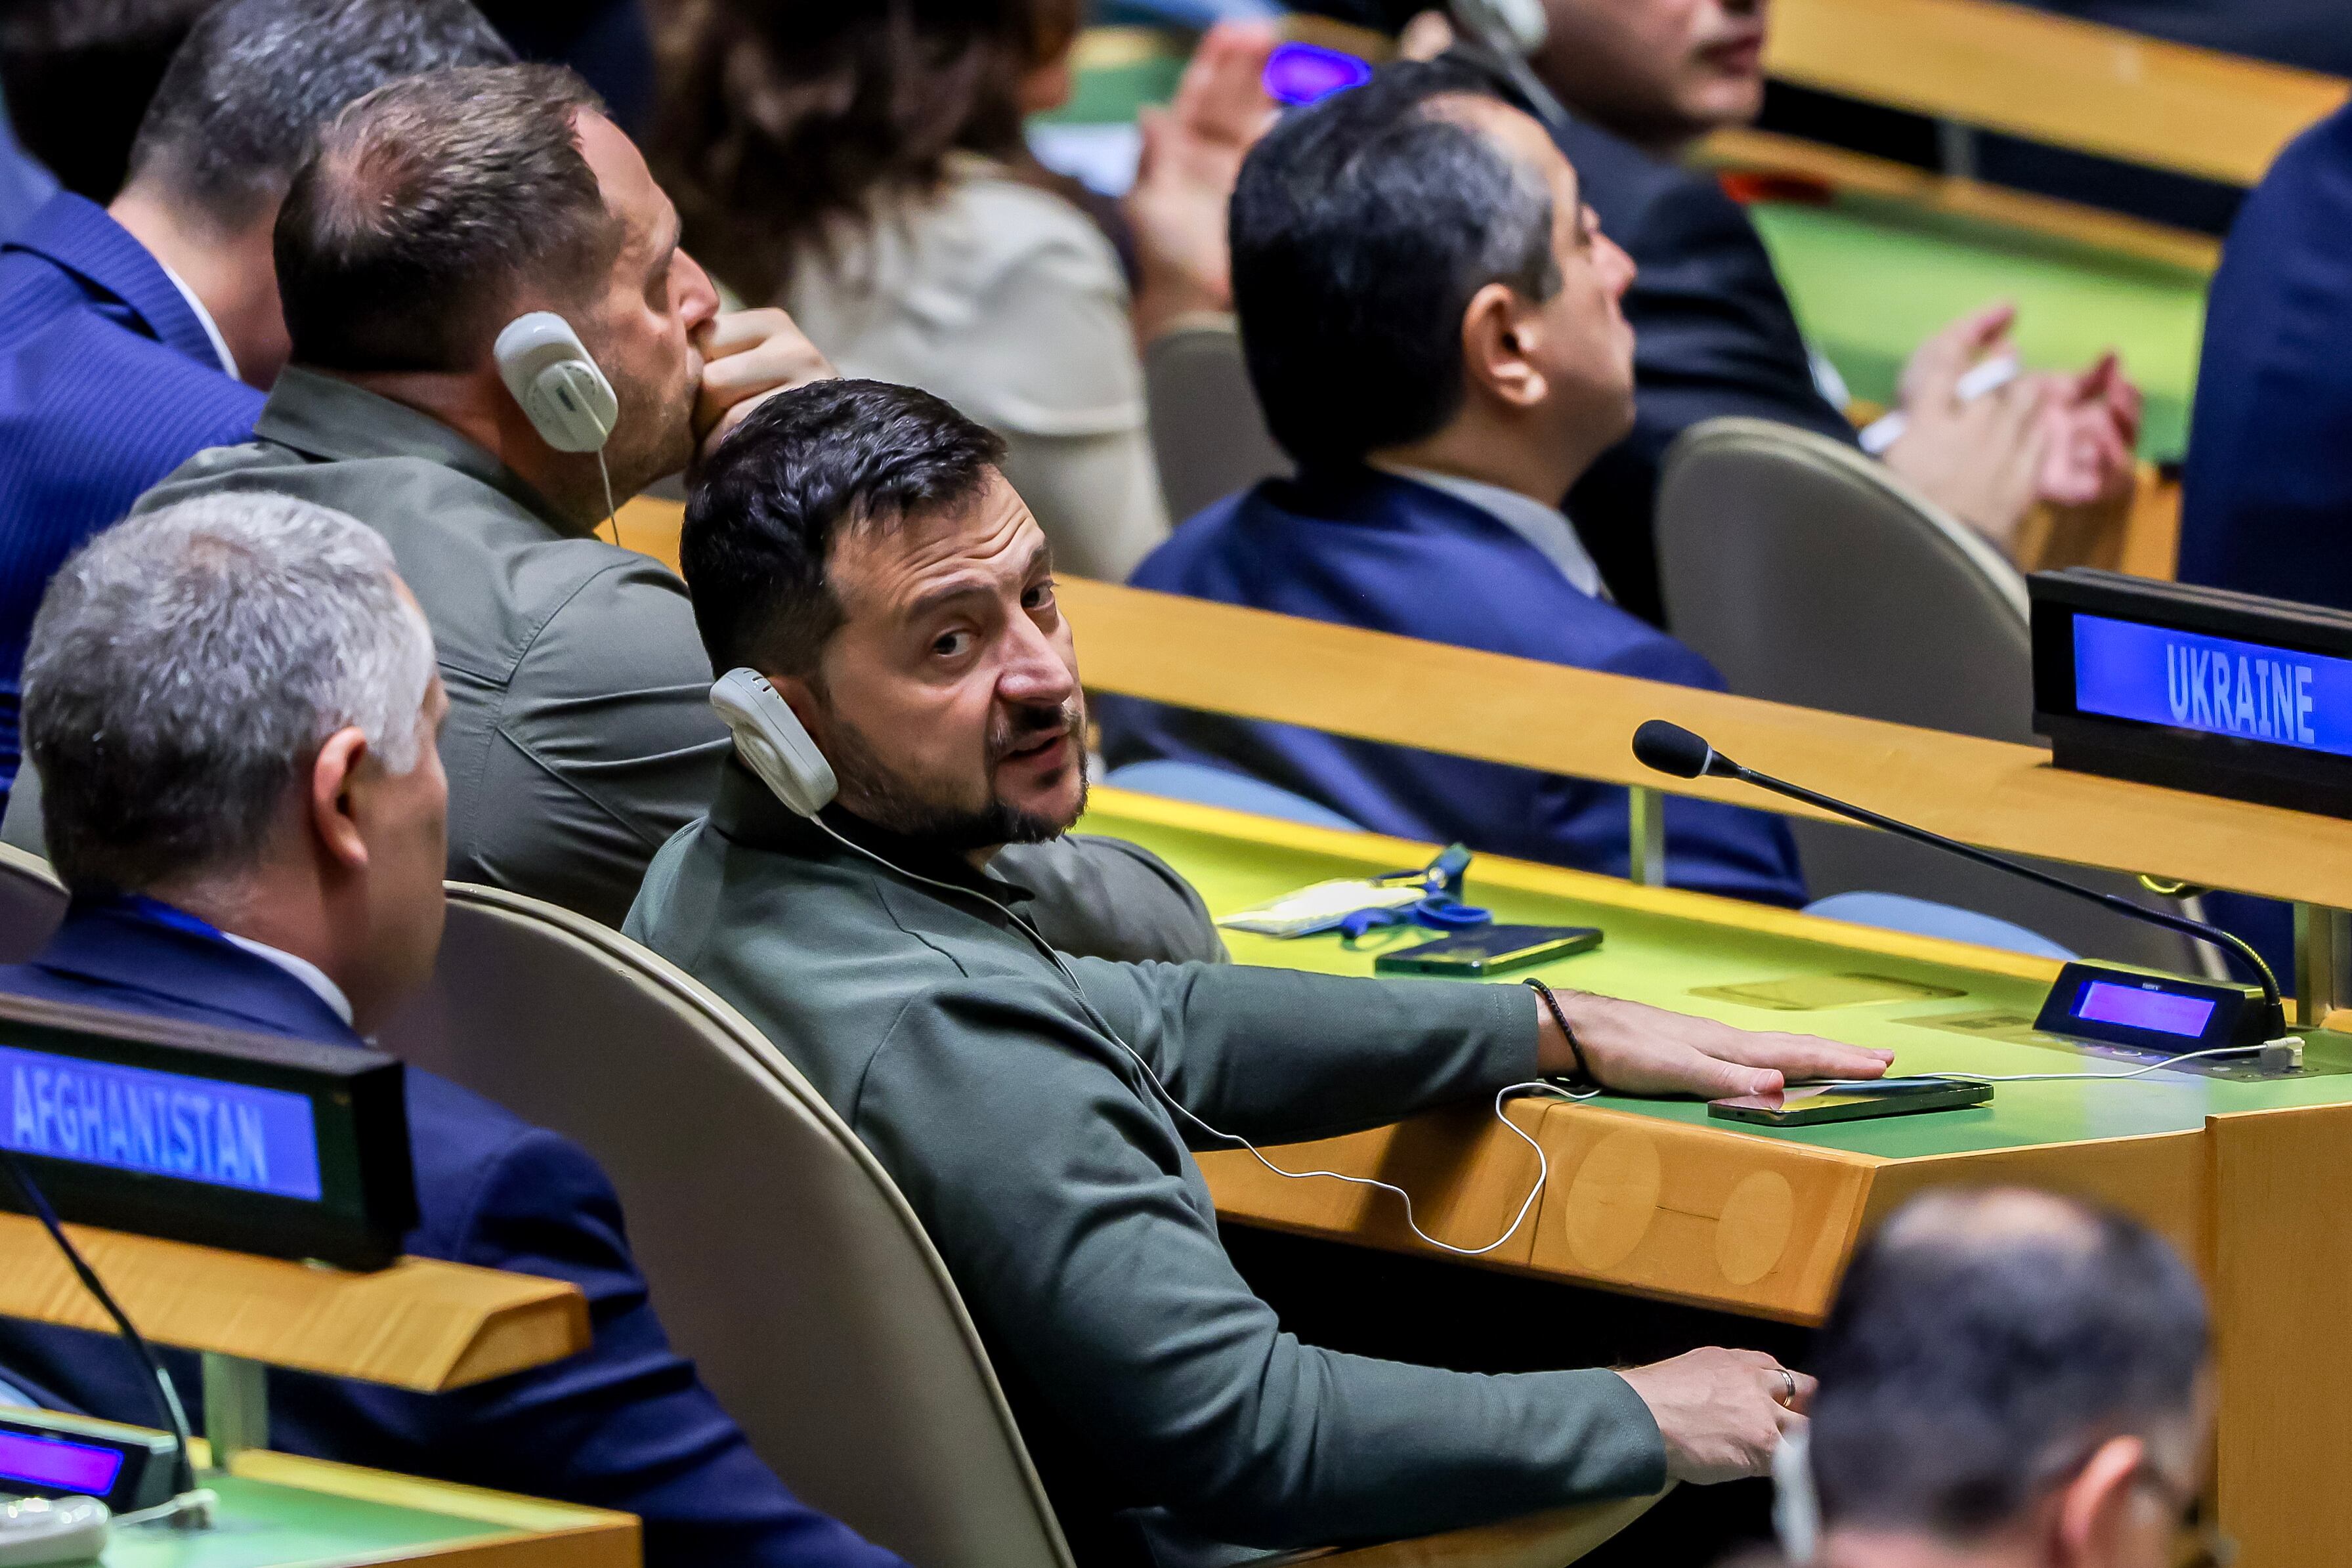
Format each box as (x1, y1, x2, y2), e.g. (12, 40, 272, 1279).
(219, 931, 354, 1027)
(1369, 462, 1609, 601)
(156, 259, 238, 381)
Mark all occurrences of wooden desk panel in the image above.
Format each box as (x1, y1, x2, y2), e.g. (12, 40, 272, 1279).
(1061, 580, 2352, 908)
(0, 1217, 589, 1391)
(1766, 0, 2349, 186)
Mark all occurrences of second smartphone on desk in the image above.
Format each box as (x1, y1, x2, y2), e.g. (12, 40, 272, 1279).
(1373, 925, 1602, 977)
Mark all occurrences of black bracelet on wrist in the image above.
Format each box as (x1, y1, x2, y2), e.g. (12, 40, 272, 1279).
(1524, 978, 1594, 1087)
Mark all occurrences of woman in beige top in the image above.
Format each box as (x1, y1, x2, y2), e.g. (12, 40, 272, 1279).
(658, 1, 1273, 582)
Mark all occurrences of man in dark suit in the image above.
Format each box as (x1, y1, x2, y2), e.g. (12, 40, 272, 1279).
(1099, 60, 1807, 905)
(0, 0, 512, 807)
(0, 494, 909, 1568)
(1445, 0, 2141, 625)
(2177, 100, 2352, 612)
(2165, 100, 2352, 982)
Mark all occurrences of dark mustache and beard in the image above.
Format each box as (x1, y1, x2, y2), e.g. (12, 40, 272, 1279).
(823, 694, 1088, 853)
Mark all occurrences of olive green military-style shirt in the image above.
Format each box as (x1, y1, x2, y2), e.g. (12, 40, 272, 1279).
(626, 765, 1668, 1562)
(125, 368, 1226, 960)
(135, 368, 722, 926)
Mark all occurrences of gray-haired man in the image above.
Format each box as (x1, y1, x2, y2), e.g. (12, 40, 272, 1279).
(0, 494, 912, 1568)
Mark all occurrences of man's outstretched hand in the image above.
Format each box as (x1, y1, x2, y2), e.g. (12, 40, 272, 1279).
(1535, 987, 1894, 1098)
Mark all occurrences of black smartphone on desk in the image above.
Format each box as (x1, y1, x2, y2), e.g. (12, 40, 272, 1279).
(1373, 924, 1602, 977)
(1709, 1077, 1992, 1126)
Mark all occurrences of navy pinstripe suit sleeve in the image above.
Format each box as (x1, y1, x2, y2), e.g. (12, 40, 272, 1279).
(0, 193, 265, 801)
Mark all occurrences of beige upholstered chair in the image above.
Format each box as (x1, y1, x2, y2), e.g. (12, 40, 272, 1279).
(379, 882, 1073, 1568)
(383, 884, 1657, 1568)
(1144, 314, 1291, 526)
(1655, 417, 2215, 974)
(0, 841, 63, 964)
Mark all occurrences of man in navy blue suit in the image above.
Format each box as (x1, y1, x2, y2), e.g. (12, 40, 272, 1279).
(1453, 0, 2143, 625)
(1098, 60, 1808, 906)
(0, 0, 511, 806)
(2178, 100, 2352, 613)
(2166, 100, 2352, 981)
(0, 494, 906, 1568)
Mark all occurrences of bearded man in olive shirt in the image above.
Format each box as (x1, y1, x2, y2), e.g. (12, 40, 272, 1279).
(628, 380, 1894, 1566)
(106, 64, 1222, 956)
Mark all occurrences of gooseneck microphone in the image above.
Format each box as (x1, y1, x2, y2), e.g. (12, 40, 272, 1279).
(1630, 719, 2288, 1037)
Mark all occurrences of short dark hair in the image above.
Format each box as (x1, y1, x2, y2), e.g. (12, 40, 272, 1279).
(275, 62, 619, 373)
(0, 0, 216, 202)
(129, 0, 513, 232)
(683, 379, 1006, 679)
(1229, 58, 1561, 468)
(1808, 1190, 2210, 1541)
(654, 0, 1082, 301)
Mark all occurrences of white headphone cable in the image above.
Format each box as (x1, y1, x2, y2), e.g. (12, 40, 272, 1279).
(808, 815, 1590, 1258)
(596, 450, 622, 549)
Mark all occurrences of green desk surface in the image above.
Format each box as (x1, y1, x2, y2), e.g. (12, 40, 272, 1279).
(102, 1475, 507, 1567)
(1050, 42, 2210, 462)
(1077, 794, 2352, 1164)
(1751, 195, 2208, 461)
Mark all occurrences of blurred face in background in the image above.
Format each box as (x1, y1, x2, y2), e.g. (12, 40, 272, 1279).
(1533, 0, 1768, 151)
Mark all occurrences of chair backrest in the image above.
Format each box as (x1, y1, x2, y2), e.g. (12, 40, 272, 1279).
(1143, 315, 1291, 524)
(379, 885, 1073, 1568)
(0, 843, 62, 965)
(1656, 417, 2211, 972)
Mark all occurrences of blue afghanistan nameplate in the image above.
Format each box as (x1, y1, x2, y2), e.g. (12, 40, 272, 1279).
(0, 1042, 324, 1202)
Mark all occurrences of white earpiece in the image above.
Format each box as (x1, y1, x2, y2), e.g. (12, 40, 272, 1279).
(494, 312, 618, 454)
(710, 667, 837, 816)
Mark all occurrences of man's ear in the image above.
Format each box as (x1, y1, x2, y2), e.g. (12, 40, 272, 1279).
(309, 726, 372, 872)
(1459, 280, 1548, 411)
(2053, 1435, 2145, 1564)
(762, 671, 830, 751)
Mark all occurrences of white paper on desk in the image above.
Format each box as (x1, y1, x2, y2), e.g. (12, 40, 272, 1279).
(1216, 879, 1422, 938)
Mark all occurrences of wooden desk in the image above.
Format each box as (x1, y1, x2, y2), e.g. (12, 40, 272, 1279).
(1077, 788, 2352, 1568)
(1765, 0, 2349, 186)
(95, 1442, 633, 1567)
(0, 1216, 591, 1466)
(1061, 579, 2352, 912)
(0, 1216, 589, 1391)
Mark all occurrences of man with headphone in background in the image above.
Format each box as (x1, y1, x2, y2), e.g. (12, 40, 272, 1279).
(100, 60, 1224, 958)
(629, 377, 1896, 1567)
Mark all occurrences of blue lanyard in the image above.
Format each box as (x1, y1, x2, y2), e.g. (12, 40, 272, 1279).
(1336, 843, 1491, 940)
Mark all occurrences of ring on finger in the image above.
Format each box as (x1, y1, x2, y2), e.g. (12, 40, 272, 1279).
(1776, 1368, 1797, 1407)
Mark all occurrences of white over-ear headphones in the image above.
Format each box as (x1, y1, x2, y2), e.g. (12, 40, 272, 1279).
(494, 312, 618, 454)
(710, 667, 837, 816)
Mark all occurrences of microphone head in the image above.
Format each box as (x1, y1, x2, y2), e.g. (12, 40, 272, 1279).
(1633, 720, 1721, 780)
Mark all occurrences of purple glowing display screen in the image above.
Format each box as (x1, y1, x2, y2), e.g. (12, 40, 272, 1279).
(1263, 43, 1373, 106)
(2074, 982, 2217, 1039)
(0, 1430, 123, 1494)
